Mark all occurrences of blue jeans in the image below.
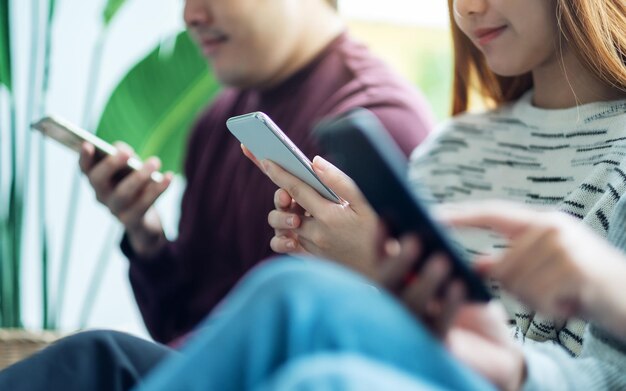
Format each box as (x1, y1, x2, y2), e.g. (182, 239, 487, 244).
(135, 256, 495, 391)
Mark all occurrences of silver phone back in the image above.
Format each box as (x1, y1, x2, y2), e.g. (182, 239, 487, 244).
(226, 112, 340, 203)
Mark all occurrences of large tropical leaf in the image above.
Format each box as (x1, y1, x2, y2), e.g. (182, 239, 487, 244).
(103, 0, 128, 26)
(0, 0, 11, 90)
(96, 31, 220, 173)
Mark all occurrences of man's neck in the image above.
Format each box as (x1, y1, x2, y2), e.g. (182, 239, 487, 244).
(258, 8, 345, 90)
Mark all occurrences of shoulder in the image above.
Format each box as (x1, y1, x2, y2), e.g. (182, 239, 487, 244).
(408, 106, 517, 161)
(330, 35, 428, 107)
(320, 36, 437, 155)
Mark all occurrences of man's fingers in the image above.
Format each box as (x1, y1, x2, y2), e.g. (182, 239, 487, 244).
(109, 158, 161, 213)
(88, 151, 131, 193)
(79, 142, 96, 173)
(117, 174, 172, 227)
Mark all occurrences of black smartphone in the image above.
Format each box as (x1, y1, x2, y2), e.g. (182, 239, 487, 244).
(315, 109, 491, 302)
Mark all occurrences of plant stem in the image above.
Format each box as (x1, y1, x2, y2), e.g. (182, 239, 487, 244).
(7, 95, 20, 327)
(52, 29, 107, 328)
(37, 0, 58, 330)
(78, 223, 119, 328)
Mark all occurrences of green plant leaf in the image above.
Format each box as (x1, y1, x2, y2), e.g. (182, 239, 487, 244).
(96, 31, 220, 173)
(0, 0, 11, 90)
(102, 0, 128, 26)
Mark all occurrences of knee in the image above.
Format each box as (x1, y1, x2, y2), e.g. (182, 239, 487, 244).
(264, 354, 438, 391)
(244, 256, 375, 304)
(241, 256, 383, 332)
(50, 330, 124, 353)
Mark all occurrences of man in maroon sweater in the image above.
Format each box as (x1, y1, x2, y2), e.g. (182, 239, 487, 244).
(80, 0, 434, 344)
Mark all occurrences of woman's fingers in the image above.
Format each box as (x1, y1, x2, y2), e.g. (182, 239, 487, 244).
(402, 255, 450, 314)
(268, 209, 302, 230)
(311, 156, 371, 212)
(263, 160, 330, 216)
(377, 235, 422, 289)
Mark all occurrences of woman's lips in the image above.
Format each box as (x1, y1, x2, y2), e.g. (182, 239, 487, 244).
(474, 26, 507, 46)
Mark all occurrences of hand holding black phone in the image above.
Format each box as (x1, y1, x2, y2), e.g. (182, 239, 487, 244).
(315, 109, 491, 302)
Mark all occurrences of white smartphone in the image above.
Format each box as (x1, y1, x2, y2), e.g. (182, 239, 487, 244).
(31, 115, 164, 183)
(226, 112, 341, 203)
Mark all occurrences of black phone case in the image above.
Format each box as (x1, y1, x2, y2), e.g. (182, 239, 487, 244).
(315, 109, 491, 302)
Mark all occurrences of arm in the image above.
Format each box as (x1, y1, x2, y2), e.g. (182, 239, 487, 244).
(441, 201, 626, 340)
(120, 111, 217, 343)
(380, 201, 626, 390)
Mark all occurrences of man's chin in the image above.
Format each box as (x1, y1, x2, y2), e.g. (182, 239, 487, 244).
(213, 68, 258, 89)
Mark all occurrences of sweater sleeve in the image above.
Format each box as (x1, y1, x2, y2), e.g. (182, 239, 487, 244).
(121, 233, 191, 343)
(522, 326, 626, 391)
(121, 104, 219, 344)
(522, 195, 626, 390)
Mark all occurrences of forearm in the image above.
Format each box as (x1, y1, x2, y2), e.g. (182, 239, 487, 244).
(125, 238, 191, 343)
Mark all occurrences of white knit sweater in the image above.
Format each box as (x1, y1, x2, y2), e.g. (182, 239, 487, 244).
(409, 91, 626, 356)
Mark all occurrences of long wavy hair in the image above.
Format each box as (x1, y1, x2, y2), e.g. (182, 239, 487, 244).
(448, 0, 626, 115)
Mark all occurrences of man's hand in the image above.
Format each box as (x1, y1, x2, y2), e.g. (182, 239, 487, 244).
(79, 142, 173, 259)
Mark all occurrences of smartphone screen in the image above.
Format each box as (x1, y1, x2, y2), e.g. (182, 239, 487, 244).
(226, 112, 341, 203)
(32, 116, 163, 183)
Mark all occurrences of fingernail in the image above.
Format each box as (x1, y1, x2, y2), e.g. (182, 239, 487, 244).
(286, 240, 296, 250)
(286, 216, 295, 227)
(313, 156, 329, 171)
(146, 158, 160, 170)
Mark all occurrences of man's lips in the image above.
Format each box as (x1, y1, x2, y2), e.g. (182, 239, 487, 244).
(474, 26, 507, 46)
(197, 35, 228, 55)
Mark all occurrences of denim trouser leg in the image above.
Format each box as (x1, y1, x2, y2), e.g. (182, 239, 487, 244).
(261, 353, 458, 391)
(0, 330, 173, 391)
(136, 256, 495, 391)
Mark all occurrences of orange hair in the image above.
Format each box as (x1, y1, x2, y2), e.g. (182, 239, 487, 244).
(449, 0, 626, 115)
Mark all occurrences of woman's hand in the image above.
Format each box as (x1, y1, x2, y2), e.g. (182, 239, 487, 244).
(441, 201, 626, 335)
(378, 233, 525, 391)
(261, 155, 380, 277)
